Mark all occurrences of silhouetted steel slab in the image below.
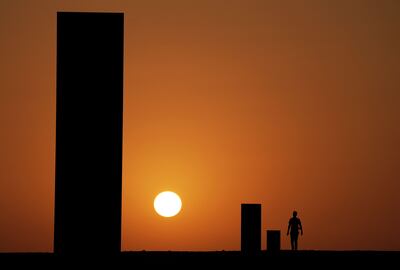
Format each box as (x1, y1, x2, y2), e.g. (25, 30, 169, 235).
(241, 204, 261, 253)
(267, 230, 281, 252)
(54, 12, 124, 254)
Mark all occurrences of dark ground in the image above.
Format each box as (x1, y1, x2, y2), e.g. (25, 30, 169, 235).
(1, 251, 398, 268)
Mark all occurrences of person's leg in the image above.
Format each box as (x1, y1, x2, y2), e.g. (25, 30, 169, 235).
(290, 235, 294, 250)
(291, 233, 298, 250)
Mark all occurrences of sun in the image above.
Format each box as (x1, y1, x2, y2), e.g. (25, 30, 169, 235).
(154, 191, 182, 217)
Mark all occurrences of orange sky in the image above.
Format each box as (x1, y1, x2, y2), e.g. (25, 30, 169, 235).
(0, 0, 399, 252)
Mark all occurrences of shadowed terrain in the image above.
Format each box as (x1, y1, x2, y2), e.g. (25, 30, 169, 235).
(1, 251, 398, 268)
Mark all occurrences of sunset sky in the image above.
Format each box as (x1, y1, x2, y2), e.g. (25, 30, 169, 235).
(1, 0, 400, 252)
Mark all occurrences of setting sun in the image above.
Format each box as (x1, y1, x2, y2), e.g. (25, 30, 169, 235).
(154, 191, 182, 218)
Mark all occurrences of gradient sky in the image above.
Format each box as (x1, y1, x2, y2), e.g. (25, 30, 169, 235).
(0, 0, 399, 252)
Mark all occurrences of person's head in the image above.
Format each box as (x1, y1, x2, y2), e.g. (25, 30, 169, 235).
(293, 211, 298, 217)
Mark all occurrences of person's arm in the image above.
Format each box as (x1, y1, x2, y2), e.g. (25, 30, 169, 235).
(299, 220, 303, 235)
(287, 220, 291, 235)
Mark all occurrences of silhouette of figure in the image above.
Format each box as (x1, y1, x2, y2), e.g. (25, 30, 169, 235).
(287, 211, 303, 250)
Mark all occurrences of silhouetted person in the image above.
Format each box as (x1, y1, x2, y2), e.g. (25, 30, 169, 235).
(287, 211, 303, 250)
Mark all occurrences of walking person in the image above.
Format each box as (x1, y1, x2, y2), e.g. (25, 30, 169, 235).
(287, 211, 303, 250)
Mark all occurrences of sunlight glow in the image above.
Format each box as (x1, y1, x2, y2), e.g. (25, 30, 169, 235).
(154, 191, 182, 218)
